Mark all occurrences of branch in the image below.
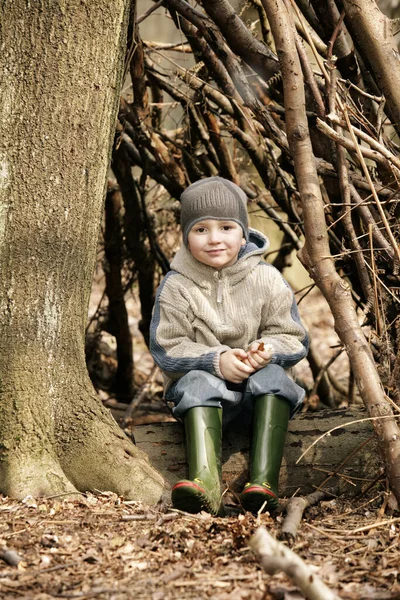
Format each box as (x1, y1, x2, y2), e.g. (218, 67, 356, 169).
(257, 196, 302, 249)
(119, 99, 187, 191)
(199, 0, 279, 80)
(316, 118, 392, 169)
(145, 56, 235, 115)
(280, 489, 335, 543)
(249, 527, 341, 600)
(334, 121, 373, 303)
(350, 185, 395, 263)
(341, 105, 400, 265)
(342, 0, 400, 137)
(202, 109, 239, 183)
(172, 12, 242, 102)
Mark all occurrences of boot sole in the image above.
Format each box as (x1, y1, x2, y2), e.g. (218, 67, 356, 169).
(240, 485, 278, 514)
(171, 481, 220, 515)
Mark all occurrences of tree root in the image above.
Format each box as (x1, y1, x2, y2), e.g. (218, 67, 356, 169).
(0, 383, 167, 504)
(0, 455, 78, 500)
(56, 386, 167, 504)
(61, 430, 167, 505)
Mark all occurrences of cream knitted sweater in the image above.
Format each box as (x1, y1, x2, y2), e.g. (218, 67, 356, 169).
(150, 229, 308, 389)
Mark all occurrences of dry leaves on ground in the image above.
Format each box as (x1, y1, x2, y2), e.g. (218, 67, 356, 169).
(0, 489, 399, 599)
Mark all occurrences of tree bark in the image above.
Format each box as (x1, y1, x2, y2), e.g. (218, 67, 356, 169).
(198, 0, 279, 81)
(342, 0, 400, 137)
(261, 0, 400, 504)
(0, 0, 164, 502)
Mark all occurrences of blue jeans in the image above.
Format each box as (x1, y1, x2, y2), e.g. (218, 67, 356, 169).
(165, 364, 305, 426)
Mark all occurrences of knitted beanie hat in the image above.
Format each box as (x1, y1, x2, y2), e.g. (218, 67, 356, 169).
(180, 177, 249, 246)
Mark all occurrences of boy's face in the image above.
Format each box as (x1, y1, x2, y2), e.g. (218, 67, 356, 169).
(187, 219, 246, 270)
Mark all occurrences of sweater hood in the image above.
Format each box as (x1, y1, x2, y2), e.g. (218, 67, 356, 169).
(170, 228, 269, 288)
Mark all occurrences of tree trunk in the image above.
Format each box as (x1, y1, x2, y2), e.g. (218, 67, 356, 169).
(0, 0, 164, 502)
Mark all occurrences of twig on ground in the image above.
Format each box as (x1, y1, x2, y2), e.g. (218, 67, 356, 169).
(53, 589, 129, 599)
(121, 512, 179, 524)
(0, 546, 22, 566)
(304, 522, 348, 545)
(348, 516, 400, 535)
(280, 489, 334, 543)
(121, 514, 157, 521)
(249, 527, 341, 600)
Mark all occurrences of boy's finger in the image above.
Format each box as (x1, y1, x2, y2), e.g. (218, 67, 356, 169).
(248, 342, 261, 353)
(245, 354, 260, 368)
(238, 358, 251, 367)
(237, 356, 252, 366)
(229, 369, 248, 383)
(258, 350, 272, 360)
(236, 361, 254, 374)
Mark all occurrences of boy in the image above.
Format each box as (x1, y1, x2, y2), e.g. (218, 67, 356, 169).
(150, 177, 308, 515)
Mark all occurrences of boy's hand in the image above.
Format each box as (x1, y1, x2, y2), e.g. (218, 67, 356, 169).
(243, 342, 273, 371)
(220, 348, 255, 384)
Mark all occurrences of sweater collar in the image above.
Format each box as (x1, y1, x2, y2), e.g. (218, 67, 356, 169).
(170, 228, 269, 287)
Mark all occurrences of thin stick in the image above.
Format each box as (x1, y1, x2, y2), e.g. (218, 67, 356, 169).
(337, 78, 383, 102)
(364, 262, 400, 304)
(348, 516, 400, 534)
(369, 224, 382, 335)
(137, 0, 164, 25)
(310, 348, 343, 398)
(342, 106, 400, 264)
(304, 522, 348, 545)
(53, 589, 129, 599)
(315, 433, 376, 491)
(296, 414, 400, 464)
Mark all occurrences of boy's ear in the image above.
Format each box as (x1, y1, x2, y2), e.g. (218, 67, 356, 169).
(241, 237, 246, 246)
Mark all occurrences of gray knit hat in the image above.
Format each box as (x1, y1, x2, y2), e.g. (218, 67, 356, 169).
(180, 177, 249, 246)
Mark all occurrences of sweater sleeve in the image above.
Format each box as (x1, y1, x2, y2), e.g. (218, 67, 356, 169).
(150, 272, 229, 380)
(257, 266, 309, 368)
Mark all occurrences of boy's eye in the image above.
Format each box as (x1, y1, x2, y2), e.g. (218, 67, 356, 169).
(222, 225, 232, 231)
(196, 227, 206, 233)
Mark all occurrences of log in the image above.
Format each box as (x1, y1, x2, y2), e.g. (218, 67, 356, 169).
(134, 407, 380, 497)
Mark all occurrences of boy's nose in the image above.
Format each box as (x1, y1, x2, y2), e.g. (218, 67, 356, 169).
(208, 231, 221, 244)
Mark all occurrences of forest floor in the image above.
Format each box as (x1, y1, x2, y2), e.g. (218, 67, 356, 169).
(1, 289, 399, 599)
(0, 489, 399, 600)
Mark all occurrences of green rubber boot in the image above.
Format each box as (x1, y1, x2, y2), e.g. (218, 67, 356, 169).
(240, 394, 290, 514)
(171, 406, 223, 515)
